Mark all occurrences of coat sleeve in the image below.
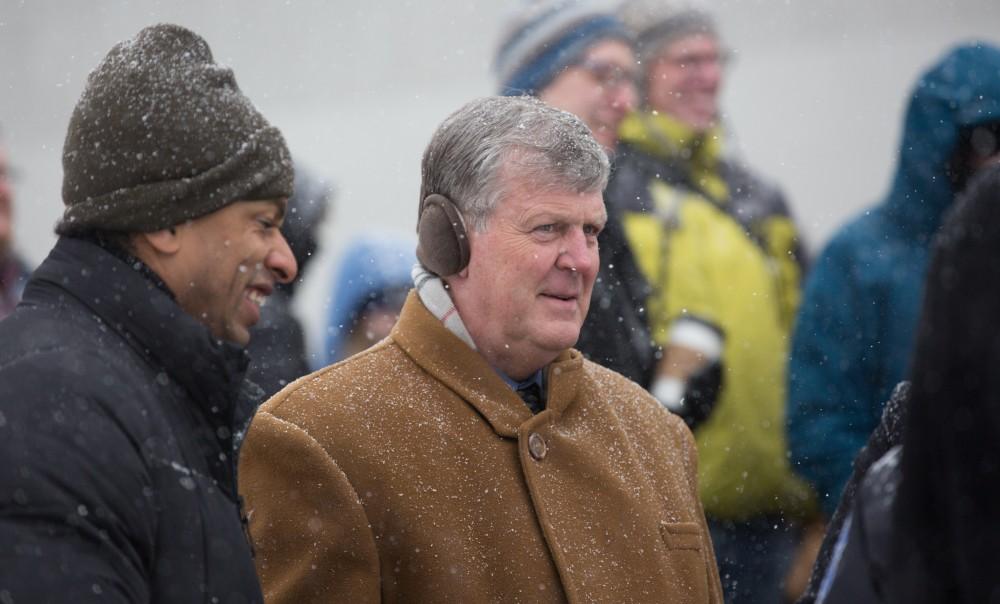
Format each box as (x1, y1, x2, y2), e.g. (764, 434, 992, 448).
(0, 390, 153, 603)
(815, 447, 900, 604)
(238, 409, 381, 603)
(815, 512, 883, 604)
(786, 234, 882, 517)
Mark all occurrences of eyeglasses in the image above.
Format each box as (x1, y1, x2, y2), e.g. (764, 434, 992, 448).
(572, 59, 639, 91)
(657, 49, 731, 72)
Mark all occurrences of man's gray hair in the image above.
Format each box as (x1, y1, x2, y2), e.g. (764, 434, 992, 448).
(420, 96, 610, 231)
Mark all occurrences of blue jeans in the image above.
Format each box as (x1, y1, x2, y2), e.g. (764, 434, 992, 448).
(708, 516, 797, 604)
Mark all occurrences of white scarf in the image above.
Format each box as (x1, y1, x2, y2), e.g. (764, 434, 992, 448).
(411, 264, 477, 351)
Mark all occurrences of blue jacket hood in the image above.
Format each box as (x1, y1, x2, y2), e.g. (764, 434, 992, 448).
(885, 42, 1000, 240)
(323, 232, 416, 365)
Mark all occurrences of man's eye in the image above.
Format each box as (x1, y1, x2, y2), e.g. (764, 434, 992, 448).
(535, 224, 555, 233)
(584, 225, 602, 237)
(258, 218, 277, 229)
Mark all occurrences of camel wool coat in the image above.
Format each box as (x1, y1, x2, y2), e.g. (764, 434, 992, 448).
(239, 292, 723, 603)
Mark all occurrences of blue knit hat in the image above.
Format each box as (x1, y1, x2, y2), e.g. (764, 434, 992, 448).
(495, 1, 632, 96)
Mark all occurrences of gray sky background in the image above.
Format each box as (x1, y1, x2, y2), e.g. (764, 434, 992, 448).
(3, 0, 999, 359)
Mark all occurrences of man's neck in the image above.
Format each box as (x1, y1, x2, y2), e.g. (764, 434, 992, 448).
(495, 367, 544, 392)
(477, 344, 556, 383)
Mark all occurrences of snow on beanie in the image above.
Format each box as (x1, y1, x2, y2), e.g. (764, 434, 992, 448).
(58, 23, 293, 235)
(495, 0, 631, 96)
(618, 0, 717, 66)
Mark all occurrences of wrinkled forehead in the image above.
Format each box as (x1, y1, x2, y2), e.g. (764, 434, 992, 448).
(497, 147, 602, 190)
(496, 172, 607, 218)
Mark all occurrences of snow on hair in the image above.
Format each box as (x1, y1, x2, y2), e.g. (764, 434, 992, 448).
(420, 96, 610, 232)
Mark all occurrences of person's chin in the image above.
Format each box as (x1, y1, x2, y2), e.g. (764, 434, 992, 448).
(228, 304, 261, 345)
(688, 104, 718, 130)
(538, 323, 583, 352)
(218, 324, 251, 346)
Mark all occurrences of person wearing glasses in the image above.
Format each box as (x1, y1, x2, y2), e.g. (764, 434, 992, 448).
(494, 0, 638, 149)
(495, 1, 670, 409)
(607, 2, 814, 602)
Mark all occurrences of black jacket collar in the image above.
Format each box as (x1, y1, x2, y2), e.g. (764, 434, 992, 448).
(27, 236, 250, 429)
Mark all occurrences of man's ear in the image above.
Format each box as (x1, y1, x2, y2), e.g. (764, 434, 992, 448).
(442, 263, 470, 288)
(139, 226, 182, 255)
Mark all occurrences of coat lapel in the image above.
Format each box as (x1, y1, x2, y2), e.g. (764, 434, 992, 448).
(391, 291, 582, 438)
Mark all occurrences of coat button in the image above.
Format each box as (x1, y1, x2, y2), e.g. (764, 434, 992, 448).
(528, 433, 547, 461)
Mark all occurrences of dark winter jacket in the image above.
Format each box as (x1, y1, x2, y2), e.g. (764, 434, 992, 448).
(576, 209, 658, 387)
(798, 382, 909, 604)
(888, 165, 1000, 603)
(816, 446, 903, 604)
(0, 236, 263, 603)
(786, 42, 1000, 516)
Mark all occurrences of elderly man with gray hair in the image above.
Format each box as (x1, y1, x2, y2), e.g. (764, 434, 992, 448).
(239, 96, 723, 603)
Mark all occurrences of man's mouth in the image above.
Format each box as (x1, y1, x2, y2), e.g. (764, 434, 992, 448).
(246, 288, 269, 308)
(541, 293, 577, 302)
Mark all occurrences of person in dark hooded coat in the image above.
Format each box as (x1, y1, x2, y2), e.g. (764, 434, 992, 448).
(787, 42, 1000, 517)
(817, 162, 1000, 604)
(795, 381, 909, 604)
(0, 24, 297, 603)
(246, 166, 332, 398)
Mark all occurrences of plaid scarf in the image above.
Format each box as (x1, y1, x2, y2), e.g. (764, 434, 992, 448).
(411, 264, 476, 351)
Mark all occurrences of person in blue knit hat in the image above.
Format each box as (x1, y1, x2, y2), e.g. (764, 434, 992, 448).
(495, 0, 636, 150)
(495, 1, 667, 402)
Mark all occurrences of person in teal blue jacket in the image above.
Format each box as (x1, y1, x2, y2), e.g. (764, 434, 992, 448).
(786, 42, 1000, 518)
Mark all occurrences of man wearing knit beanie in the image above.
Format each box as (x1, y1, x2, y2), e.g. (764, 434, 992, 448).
(607, 2, 814, 603)
(0, 24, 296, 602)
(495, 0, 638, 149)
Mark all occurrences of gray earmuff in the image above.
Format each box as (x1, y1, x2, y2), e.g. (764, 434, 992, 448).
(416, 193, 471, 277)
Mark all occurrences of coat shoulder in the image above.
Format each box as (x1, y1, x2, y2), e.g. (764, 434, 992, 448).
(0, 305, 157, 424)
(257, 336, 416, 426)
(579, 358, 692, 441)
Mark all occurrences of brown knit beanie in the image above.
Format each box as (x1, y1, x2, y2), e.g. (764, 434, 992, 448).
(58, 23, 293, 235)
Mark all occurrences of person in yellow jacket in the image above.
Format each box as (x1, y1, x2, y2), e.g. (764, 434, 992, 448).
(611, 2, 815, 602)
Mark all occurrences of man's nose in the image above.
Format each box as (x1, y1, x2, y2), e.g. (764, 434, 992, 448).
(613, 79, 638, 111)
(555, 228, 597, 274)
(267, 234, 298, 284)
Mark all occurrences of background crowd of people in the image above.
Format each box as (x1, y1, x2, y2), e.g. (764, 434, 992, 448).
(1, 1, 999, 603)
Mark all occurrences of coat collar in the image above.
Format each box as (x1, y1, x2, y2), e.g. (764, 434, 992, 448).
(28, 237, 250, 428)
(391, 291, 584, 438)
